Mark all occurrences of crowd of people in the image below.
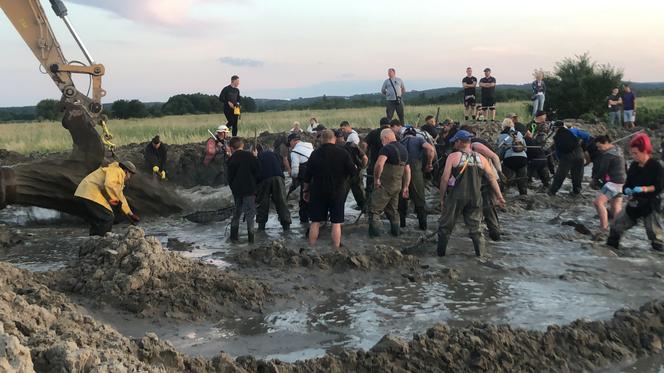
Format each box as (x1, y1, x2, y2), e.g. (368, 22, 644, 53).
(72, 72, 662, 258)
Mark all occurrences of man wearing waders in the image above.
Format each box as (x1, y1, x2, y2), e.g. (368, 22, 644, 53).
(437, 130, 505, 257)
(369, 129, 411, 237)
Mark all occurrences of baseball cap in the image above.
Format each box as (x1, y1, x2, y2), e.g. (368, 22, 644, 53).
(216, 124, 230, 133)
(449, 130, 473, 143)
(287, 133, 301, 143)
(508, 113, 518, 118)
(535, 110, 547, 117)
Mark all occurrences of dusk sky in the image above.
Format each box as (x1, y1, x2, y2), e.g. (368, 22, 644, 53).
(1, 0, 663, 106)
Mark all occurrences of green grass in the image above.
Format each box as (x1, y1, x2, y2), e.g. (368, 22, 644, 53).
(1, 97, 662, 154)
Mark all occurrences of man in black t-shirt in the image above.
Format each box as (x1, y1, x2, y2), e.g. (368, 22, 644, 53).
(479, 68, 497, 122)
(462, 67, 478, 121)
(303, 130, 358, 249)
(369, 129, 411, 237)
(219, 75, 241, 136)
(365, 117, 391, 195)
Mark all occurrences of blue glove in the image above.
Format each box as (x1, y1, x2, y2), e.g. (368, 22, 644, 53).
(623, 187, 633, 196)
(633, 186, 644, 194)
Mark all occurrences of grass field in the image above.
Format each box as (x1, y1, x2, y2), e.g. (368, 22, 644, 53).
(1, 97, 663, 154)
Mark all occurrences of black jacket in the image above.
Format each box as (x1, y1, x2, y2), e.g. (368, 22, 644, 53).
(145, 143, 168, 170)
(219, 85, 241, 111)
(227, 150, 260, 197)
(553, 127, 581, 156)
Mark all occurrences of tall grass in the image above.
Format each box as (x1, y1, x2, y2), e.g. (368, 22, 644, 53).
(1, 97, 662, 154)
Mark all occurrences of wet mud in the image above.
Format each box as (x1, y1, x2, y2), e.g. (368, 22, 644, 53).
(1, 121, 664, 371)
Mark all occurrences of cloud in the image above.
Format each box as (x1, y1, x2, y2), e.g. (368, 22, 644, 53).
(219, 57, 264, 68)
(68, 0, 219, 28)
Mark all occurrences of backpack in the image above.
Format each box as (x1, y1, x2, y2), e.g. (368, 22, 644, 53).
(511, 132, 526, 153)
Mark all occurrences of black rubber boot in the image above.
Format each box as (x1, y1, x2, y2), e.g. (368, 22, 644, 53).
(230, 226, 239, 242)
(437, 234, 448, 257)
(488, 230, 501, 242)
(653, 242, 663, 252)
(257, 222, 266, 230)
(606, 232, 620, 249)
(281, 222, 290, 231)
(400, 214, 407, 228)
(368, 214, 381, 237)
(248, 232, 255, 244)
(390, 221, 400, 237)
(416, 208, 427, 231)
(471, 234, 485, 257)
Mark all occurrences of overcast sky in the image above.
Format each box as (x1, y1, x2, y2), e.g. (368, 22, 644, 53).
(1, 0, 663, 106)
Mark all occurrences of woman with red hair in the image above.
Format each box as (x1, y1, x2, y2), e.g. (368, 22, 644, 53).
(607, 133, 664, 251)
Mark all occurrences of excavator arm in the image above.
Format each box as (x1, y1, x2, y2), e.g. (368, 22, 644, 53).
(0, 0, 114, 148)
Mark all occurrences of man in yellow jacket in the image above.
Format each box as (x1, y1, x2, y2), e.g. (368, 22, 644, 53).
(74, 160, 140, 236)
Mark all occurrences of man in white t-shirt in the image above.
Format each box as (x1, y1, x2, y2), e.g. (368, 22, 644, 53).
(381, 68, 406, 124)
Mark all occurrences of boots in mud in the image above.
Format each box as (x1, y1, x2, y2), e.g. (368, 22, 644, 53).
(437, 234, 448, 257)
(390, 220, 401, 237)
(247, 221, 255, 244)
(416, 208, 427, 231)
(400, 214, 407, 228)
(369, 214, 382, 237)
(471, 234, 485, 257)
(606, 231, 620, 249)
(229, 226, 240, 242)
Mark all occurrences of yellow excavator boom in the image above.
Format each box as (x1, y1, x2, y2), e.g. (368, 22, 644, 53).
(0, 0, 108, 128)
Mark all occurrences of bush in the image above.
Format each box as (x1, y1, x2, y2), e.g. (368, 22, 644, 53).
(35, 99, 61, 121)
(544, 53, 623, 118)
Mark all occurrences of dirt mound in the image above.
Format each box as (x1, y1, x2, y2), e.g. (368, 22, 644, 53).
(0, 149, 33, 167)
(233, 241, 420, 271)
(262, 300, 664, 372)
(51, 226, 270, 320)
(0, 261, 236, 372)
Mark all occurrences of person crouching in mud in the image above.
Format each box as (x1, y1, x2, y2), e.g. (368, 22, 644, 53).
(607, 133, 664, 251)
(74, 160, 139, 236)
(437, 130, 504, 257)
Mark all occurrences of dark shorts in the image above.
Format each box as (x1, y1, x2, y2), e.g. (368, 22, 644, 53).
(309, 193, 345, 224)
(464, 95, 476, 108)
(481, 96, 496, 109)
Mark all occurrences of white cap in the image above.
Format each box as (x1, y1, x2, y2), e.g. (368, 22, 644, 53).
(216, 124, 230, 133)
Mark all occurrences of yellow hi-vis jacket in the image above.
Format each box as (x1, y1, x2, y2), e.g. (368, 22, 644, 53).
(74, 162, 133, 215)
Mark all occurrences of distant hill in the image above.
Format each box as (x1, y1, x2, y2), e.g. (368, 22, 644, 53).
(2, 83, 663, 122)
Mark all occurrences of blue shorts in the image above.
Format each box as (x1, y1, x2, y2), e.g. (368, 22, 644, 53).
(623, 110, 635, 122)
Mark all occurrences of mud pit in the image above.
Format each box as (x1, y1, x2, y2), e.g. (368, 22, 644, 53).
(2, 122, 664, 371)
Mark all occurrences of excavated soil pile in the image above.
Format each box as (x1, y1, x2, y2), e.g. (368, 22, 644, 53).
(242, 300, 664, 372)
(50, 227, 270, 320)
(0, 261, 238, 372)
(233, 241, 420, 271)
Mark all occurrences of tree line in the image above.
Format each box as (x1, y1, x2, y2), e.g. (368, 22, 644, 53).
(2, 54, 663, 125)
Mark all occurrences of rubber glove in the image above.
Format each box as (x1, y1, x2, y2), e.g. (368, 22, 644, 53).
(633, 186, 644, 194)
(623, 187, 633, 196)
(152, 166, 160, 174)
(160, 170, 166, 180)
